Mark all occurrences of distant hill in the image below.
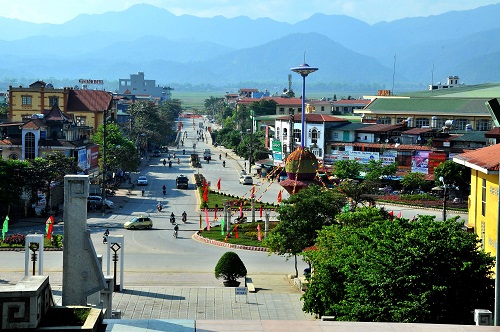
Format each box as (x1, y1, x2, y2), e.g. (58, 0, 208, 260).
(1, 3, 500, 89)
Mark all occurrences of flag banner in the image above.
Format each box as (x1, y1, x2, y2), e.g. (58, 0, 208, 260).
(46, 216, 54, 239)
(397, 211, 402, 218)
(217, 178, 221, 190)
(205, 207, 210, 231)
(260, 205, 263, 218)
(257, 224, 261, 241)
(277, 190, 282, 203)
(203, 186, 208, 202)
(220, 218, 225, 235)
(214, 206, 218, 220)
(235, 225, 239, 239)
(239, 203, 243, 218)
(2, 216, 9, 240)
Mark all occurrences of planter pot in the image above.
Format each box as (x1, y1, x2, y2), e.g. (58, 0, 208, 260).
(223, 280, 241, 287)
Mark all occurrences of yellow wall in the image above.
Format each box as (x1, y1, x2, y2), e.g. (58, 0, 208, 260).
(10, 88, 66, 122)
(469, 169, 499, 260)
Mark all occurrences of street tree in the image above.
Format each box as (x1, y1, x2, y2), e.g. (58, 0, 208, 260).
(337, 179, 378, 210)
(434, 160, 469, 194)
(400, 172, 426, 192)
(0, 158, 30, 215)
(302, 213, 494, 324)
(263, 185, 347, 277)
(333, 160, 363, 180)
(249, 99, 277, 116)
(364, 160, 398, 182)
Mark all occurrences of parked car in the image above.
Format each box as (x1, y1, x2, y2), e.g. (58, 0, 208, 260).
(239, 175, 253, 185)
(137, 176, 148, 186)
(124, 216, 153, 230)
(176, 175, 189, 189)
(87, 195, 113, 208)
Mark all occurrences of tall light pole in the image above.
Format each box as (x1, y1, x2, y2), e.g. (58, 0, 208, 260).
(291, 62, 318, 149)
(439, 176, 447, 221)
(249, 109, 254, 174)
(101, 109, 108, 214)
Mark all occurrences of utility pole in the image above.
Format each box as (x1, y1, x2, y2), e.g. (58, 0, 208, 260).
(101, 108, 108, 214)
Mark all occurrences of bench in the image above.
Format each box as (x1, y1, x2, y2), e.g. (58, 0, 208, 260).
(245, 277, 256, 292)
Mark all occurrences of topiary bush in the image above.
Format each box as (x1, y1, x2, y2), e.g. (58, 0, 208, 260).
(214, 251, 247, 283)
(3, 234, 26, 246)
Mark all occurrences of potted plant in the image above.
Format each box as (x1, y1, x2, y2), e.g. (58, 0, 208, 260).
(214, 251, 247, 287)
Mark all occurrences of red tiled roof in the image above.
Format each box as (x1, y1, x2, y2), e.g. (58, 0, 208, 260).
(66, 90, 113, 112)
(485, 127, 500, 138)
(44, 104, 70, 122)
(237, 97, 303, 106)
(402, 127, 434, 135)
(453, 144, 500, 172)
(277, 114, 348, 122)
(21, 118, 46, 129)
(330, 142, 433, 151)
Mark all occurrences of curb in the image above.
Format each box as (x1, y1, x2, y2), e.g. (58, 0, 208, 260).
(193, 232, 269, 252)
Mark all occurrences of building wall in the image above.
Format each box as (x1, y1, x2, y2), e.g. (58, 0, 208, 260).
(468, 169, 498, 261)
(10, 88, 67, 122)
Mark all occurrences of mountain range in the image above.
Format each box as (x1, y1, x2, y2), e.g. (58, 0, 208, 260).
(2, 3, 500, 92)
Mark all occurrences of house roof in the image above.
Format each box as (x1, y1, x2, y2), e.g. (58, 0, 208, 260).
(403, 83, 500, 98)
(453, 143, 500, 173)
(355, 124, 406, 133)
(237, 97, 303, 106)
(448, 131, 486, 143)
(44, 104, 70, 123)
(21, 118, 46, 130)
(332, 99, 371, 106)
(66, 89, 113, 112)
(485, 127, 500, 138)
(362, 97, 493, 117)
(277, 114, 348, 123)
(401, 127, 434, 135)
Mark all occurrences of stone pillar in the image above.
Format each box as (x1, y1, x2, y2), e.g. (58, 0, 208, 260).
(265, 213, 270, 238)
(24, 234, 44, 276)
(62, 175, 106, 306)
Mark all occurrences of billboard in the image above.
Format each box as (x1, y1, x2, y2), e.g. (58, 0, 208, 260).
(411, 151, 429, 174)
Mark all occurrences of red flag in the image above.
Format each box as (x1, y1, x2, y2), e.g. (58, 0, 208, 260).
(205, 207, 210, 231)
(277, 190, 282, 203)
(217, 178, 221, 190)
(235, 224, 239, 239)
(389, 211, 394, 221)
(397, 211, 402, 218)
(257, 224, 261, 241)
(260, 204, 263, 218)
(45, 216, 54, 239)
(203, 185, 208, 202)
(214, 206, 218, 219)
(239, 203, 243, 218)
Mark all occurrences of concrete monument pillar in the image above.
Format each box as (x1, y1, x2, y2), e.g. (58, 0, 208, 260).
(62, 175, 105, 306)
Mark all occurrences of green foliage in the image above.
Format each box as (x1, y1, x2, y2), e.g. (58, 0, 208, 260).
(2, 233, 25, 246)
(400, 172, 426, 191)
(263, 185, 346, 276)
(335, 206, 389, 227)
(49, 234, 63, 248)
(333, 160, 363, 180)
(0, 159, 30, 208)
(434, 160, 469, 192)
(302, 215, 494, 324)
(364, 160, 398, 182)
(214, 251, 247, 282)
(338, 179, 378, 209)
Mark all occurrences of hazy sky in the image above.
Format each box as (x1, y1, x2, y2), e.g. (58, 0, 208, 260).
(2, 0, 500, 24)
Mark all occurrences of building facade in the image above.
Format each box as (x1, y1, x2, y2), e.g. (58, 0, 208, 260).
(118, 72, 172, 100)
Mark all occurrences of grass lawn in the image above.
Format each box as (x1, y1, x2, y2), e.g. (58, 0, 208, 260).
(198, 187, 278, 210)
(200, 221, 278, 247)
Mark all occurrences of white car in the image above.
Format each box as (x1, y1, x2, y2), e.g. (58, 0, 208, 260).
(137, 176, 148, 186)
(239, 175, 253, 185)
(87, 195, 114, 208)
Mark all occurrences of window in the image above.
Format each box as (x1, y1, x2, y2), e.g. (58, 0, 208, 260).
(481, 178, 486, 217)
(25, 132, 36, 159)
(22, 95, 32, 106)
(334, 132, 339, 139)
(476, 119, 492, 131)
(321, 106, 325, 112)
(431, 117, 446, 129)
(396, 117, 406, 124)
(415, 118, 430, 127)
(76, 116, 86, 126)
(293, 129, 301, 143)
(454, 118, 469, 130)
(22, 114, 32, 122)
(377, 117, 392, 124)
(279, 107, 285, 115)
(310, 128, 319, 144)
(49, 96, 58, 107)
(288, 108, 294, 115)
(282, 128, 287, 139)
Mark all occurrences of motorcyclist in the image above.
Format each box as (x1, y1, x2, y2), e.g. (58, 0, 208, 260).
(219, 154, 221, 160)
(163, 159, 166, 166)
(170, 212, 175, 224)
(177, 158, 180, 164)
(173, 223, 179, 238)
(157, 202, 163, 212)
(182, 211, 187, 223)
(182, 149, 185, 155)
(222, 160, 226, 167)
(162, 185, 166, 195)
(103, 229, 109, 244)
(169, 160, 172, 167)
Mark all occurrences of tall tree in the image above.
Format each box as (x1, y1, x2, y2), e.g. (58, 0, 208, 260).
(0, 159, 30, 215)
(333, 160, 363, 180)
(302, 214, 494, 323)
(433, 160, 469, 194)
(263, 185, 347, 277)
(400, 172, 426, 192)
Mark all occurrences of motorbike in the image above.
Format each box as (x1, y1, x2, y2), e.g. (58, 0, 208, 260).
(182, 149, 185, 155)
(163, 159, 166, 166)
(222, 161, 225, 167)
(177, 158, 180, 164)
(105, 189, 115, 196)
(157, 203, 163, 212)
(182, 213, 187, 223)
(170, 214, 176, 224)
(103, 229, 109, 244)
(169, 161, 172, 168)
(162, 185, 166, 195)
(173, 225, 179, 238)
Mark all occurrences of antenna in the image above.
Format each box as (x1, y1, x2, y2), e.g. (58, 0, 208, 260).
(304, 51, 306, 63)
(391, 54, 396, 96)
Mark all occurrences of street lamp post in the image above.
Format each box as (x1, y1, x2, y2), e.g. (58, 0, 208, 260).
(439, 176, 447, 221)
(101, 109, 108, 214)
(249, 109, 254, 174)
(291, 62, 318, 149)
(289, 114, 294, 155)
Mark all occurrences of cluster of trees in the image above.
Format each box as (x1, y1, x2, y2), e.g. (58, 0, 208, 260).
(0, 152, 80, 216)
(205, 97, 276, 163)
(264, 183, 490, 324)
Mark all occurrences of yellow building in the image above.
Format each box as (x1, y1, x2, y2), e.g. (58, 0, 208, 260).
(8, 81, 113, 130)
(453, 144, 500, 259)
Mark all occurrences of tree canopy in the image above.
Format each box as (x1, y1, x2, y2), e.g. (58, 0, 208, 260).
(302, 211, 494, 324)
(263, 185, 347, 277)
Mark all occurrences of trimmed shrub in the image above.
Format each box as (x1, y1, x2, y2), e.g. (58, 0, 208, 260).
(3, 234, 26, 246)
(214, 251, 247, 282)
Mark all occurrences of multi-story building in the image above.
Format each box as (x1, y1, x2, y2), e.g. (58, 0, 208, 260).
(118, 72, 172, 100)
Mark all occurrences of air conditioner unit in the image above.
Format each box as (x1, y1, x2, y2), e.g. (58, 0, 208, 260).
(294, 138, 300, 142)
